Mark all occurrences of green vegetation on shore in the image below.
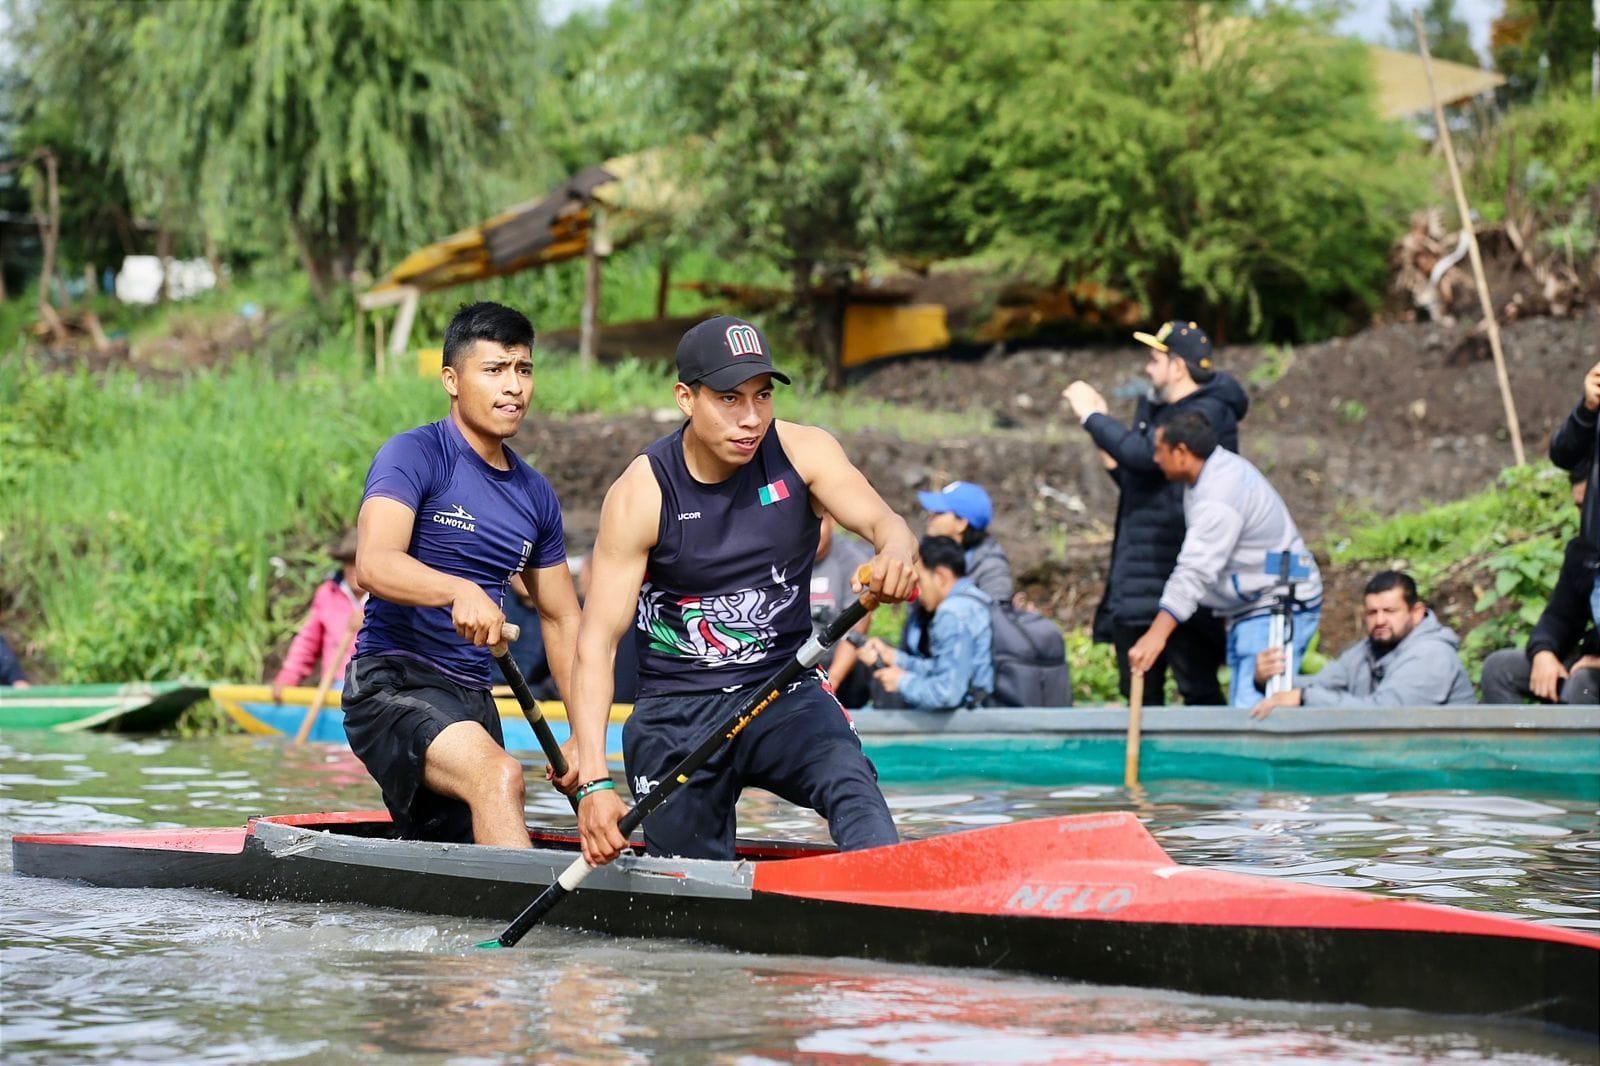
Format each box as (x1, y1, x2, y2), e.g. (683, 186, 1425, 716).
(0, 307, 991, 685)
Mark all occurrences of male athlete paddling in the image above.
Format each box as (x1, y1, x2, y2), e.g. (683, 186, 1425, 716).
(566, 316, 919, 864)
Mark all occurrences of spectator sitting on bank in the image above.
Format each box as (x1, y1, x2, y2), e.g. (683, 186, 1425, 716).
(270, 530, 366, 703)
(1126, 412, 1324, 708)
(1480, 461, 1600, 705)
(1249, 570, 1475, 718)
(810, 512, 874, 707)
(0, 633, 29, 688)
(858, 535, 994, 710)
(917, 480, 1013, 603)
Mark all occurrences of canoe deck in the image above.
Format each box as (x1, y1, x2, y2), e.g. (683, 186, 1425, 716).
(14, 810, 1597, 1035)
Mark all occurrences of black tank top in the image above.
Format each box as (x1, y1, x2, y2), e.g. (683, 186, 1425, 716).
(635, 424, 820, 696)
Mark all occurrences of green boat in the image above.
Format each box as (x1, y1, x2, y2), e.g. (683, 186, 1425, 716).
(853, 704, 1600, 797)
(0, 682, 211, 733)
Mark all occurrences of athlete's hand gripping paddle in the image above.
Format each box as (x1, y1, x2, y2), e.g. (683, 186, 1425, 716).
(479, 566, 889, 949)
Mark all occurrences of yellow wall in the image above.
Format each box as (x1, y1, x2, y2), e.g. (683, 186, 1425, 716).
(841, 304, 950, 369)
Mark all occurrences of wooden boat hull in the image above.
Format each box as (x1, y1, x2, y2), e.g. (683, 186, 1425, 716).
(210, 684, 628, 757)
(0, 682, 210, 732)
(13, 810, 1598, 1035)
(210, 686, 1600, 795)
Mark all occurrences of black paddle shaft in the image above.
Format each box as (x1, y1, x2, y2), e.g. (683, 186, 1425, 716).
(492, 623, 578, 813)
(486, 586, 880, 948)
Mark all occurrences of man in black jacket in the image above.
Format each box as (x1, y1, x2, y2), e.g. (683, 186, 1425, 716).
(1550, 359, 1600, 625)
(1062, 321, 1247, 706)
(1479, 460, 1600, 704)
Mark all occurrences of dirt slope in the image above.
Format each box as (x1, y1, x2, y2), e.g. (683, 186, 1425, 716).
(514, 314, 1597, 654)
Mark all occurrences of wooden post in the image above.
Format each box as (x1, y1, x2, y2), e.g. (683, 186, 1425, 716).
(579, 209, 607, 369)
(1123, 672, 1144, 789)
(354, 303, 365, 369)
(374, 312, 386, 376)
(656, 255, 672, 320)
(1414, 11, 1526, 467)
(156, 224, 172, 304)
(35, 148, 68, 344)
(388, 286, 420, 373)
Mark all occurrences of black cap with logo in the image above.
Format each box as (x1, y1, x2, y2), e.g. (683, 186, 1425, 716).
(1133, 320, 1215, 379)
(676, 315, 792, 392)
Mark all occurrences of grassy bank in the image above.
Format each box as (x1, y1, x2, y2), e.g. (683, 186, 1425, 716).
(0, 304, 989, 685)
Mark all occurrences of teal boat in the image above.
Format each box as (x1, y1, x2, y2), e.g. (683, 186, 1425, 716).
(209, 681, 1598, 796)
(853, 704, 1600, 797)
(0, 682, 211, 733)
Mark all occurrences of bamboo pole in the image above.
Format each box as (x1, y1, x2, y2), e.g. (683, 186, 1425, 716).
(1413, 11, 1526, 467)
(1123, 672, 1144, 789)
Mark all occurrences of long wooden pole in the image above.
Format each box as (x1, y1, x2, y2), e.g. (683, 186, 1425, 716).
(1123, 672, 1144, 789)
(294, 609, 362, 745)
(1413, 11, 1525, 467)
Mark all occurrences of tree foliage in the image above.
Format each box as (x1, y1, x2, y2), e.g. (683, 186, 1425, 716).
(593, 0, 914, 378)
(1387, 0, 1480, 67)
(6, 0, 549, 299)
(1491, 0, 1600, 102)
(894, 0, 1425, 340)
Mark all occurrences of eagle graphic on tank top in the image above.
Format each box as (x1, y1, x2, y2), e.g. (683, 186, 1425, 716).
(636, 563, 802, 666)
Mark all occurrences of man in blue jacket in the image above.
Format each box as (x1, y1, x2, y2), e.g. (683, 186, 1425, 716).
(859, 535, 995, 709)
(1063, 320, 1248, 706)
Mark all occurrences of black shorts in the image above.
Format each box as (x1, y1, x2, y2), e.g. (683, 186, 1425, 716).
(622, 670, 898, 860)
(342, 654, 505, 843)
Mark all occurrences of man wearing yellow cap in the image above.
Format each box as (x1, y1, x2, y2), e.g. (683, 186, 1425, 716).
(1062, 321, 1249, 707)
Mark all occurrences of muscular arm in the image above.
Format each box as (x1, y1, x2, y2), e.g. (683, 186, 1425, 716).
(355, 495, 503, 645)
(521, 560, 582, 710)
(571, 457, 658, 865)
(779, 422, 918, 603)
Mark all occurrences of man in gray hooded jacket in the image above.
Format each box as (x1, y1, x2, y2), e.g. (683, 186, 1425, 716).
(1127, 411, 1323, 707)
(1249, 570, 1476, 717)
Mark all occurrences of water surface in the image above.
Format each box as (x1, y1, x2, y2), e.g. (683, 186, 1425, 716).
(3, 731, 1596, 1064)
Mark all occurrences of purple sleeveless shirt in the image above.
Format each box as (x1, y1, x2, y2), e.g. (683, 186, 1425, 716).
(635, 424, 820, 696)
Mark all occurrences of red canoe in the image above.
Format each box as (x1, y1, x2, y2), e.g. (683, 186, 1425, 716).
(13, 810, 1597, 1035)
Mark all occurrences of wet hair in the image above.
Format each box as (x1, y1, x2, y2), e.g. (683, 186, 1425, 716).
(917, 534, 967, 577)
(1157, 411, 1218, 458)
(1364, 570, 1420, 607)
(442, 301, 535, 369)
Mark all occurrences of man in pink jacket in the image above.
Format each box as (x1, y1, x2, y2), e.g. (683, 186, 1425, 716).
(271, 530, 367, 702)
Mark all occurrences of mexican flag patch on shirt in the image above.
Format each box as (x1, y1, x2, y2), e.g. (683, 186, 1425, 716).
(758, 479, 790, 506)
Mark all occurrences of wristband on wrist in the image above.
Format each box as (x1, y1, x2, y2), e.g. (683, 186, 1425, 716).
(574, 778, 616, 802)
